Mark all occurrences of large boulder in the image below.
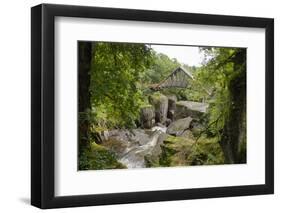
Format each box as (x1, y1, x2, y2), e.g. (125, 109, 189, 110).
(146, 133, 196, 167)
(106, 129, 152, 146)
(190, 119, 205, 137)
(167, 95, 177, 121)
(140, 105, 155, 129)
(149, 93, 168, 124)
(103, 129, 171, 168)
(166, 116, 193, 136)
(175, 101, 208, 120)
(144, 132, 168, 167)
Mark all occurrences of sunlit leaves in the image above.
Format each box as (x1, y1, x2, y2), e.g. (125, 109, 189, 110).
(90, 42, 153, 128)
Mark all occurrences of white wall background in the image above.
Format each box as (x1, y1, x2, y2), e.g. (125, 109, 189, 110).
(0, 0, 279, 212)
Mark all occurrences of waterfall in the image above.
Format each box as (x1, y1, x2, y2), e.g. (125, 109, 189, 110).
(118, 131, 162, 168)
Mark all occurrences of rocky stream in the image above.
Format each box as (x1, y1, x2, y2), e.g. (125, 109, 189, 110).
(99, 93, 209, 169)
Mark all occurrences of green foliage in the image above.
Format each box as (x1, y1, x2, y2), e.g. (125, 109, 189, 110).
(195, 47, 246, 138)
(78, 41, 246, 169)
(187, 137, 224, 165)
(157, 135, 195, 167)
(141, 51, 181, 84)
(90, 42, 153, 128)
(193, 47, 247, 163)
(79, 142, 126, 170)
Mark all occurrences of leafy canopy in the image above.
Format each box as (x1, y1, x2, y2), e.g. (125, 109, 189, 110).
(90, 42, 153, 128)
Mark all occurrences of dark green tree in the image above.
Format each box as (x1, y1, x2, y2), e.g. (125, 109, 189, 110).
(141, 52, 181, 84)
(90, 42, 153, 128)
(197, 47, 247, 163)
(78, 42, 92, 149)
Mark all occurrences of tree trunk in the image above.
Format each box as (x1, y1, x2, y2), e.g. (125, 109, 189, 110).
(78, 42, 92, 149)
(220, 50, 247, 164)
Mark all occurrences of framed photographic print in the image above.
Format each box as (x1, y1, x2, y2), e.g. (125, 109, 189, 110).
(31, 3, 274, 209)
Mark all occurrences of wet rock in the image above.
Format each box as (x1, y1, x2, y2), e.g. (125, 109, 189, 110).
(175, 101, 208, 120)
(145, 133, 168, 167)
(107, 129, 152, 146)
(118, 131, 164, 168)
(165, 118, 172, 127)
(167, 95, 177, 110)
(166, 117, 193, 136)
(167, 95, 177, 121)
(102, 138, 130, 157)
(149, 93, 168, 124)
(167, 110, 175, 121)
(103, 129, 166, 168)
(155, 122, 166, 128)
(140, 105, 155, 129)
(130, 129, 155, 145)
(151, 125, 167, 133)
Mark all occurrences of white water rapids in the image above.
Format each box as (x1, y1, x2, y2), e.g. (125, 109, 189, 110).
(105, 126, 167, 169)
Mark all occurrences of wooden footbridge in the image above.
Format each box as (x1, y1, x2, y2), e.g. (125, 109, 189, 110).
(149, 66, 194, 90)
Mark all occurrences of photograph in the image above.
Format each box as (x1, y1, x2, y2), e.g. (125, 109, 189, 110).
(78, 41, 247, 170)
(29, 2, 274, 209)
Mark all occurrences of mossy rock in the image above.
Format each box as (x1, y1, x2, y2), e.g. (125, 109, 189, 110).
(145, 154, 161, 167)
(79, 142, 127, 170)
(166, 117, 193, 136)
(180, 130, 195, 139)
(159, 135, 195, 167)
(140, 105, 155, 128)
(144, 133, 168, 168)
(175, 101, 208, 120)
(186, 137, 224, 165)
(163, 135, 194, 148)
(149, 93, 168, 124)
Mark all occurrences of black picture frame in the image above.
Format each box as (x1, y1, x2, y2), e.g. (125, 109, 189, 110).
(31, 3, 274, 209)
